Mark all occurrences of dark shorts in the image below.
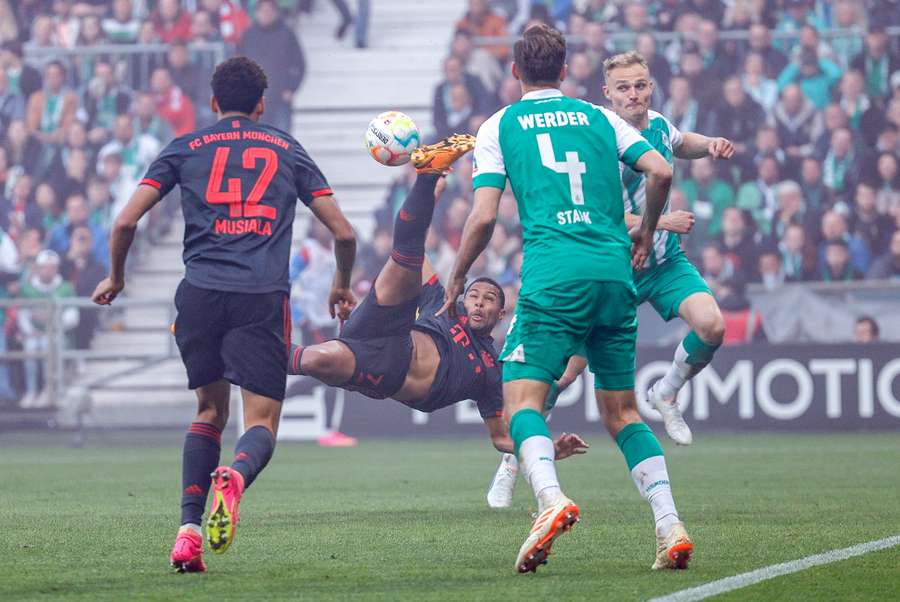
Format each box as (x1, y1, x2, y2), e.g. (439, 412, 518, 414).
(336, 287, 416, 399)
(174, 279, 290, 401)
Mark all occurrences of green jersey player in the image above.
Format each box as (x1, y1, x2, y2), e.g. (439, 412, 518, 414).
(439, 25, 692, 574)
(606, 51, 734, 445)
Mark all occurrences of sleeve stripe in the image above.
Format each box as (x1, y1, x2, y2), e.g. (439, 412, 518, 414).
(473, 173, 507, 190)
(426, 274, 439, 286)
(621, 140, 654, 167)
(310, 188, 333, 198)
(140, 178, 162, 190)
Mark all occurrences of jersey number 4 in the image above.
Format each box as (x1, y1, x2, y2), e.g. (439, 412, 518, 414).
(536, 133, 586, 205)
(205, 146, 278, 219)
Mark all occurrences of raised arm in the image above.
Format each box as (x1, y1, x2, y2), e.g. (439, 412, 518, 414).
(91, 184, 161, 305)
(309, 195, 357, 321)
(675, 132, 735, 160)
(437, 185, 502, 317)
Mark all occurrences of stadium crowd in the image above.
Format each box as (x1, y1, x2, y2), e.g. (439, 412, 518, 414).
(0, 0, 319, 405)
(369, 0, 900, 345)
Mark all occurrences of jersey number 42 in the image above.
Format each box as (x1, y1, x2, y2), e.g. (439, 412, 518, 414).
(205, 146, 278, 219)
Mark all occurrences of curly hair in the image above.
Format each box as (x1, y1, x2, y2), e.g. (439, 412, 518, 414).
(210, 56, 268, 115)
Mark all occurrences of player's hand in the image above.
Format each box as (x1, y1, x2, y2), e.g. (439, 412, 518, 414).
(436, 276, 465, 319)
(663, 210, 695, 234)
(91, 277, 124, 305)
(631, 229, 653, 270)
(554, 432, 589, 460)
(328, 285, 356, 321)
(709, 137, 735, 159)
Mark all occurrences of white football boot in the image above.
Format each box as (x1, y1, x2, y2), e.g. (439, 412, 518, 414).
(648, 382, 693, 446)
(486, 454, 518, 508)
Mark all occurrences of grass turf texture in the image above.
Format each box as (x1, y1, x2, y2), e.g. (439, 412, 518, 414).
(2, 433, 899, 601)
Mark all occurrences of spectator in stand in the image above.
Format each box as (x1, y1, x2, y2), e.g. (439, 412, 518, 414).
(17, 249, 79, 408)
(850, 182, 894, 256)
(26, 61, 77, 147)
(706, 76, 765, 175)
(700, 242, 736, 295)
(0, 41, 43, 100)
(433, 55, 493, 137)
(50, 0, 81, 49)
(614, 1, 651, 52)
(53, 146, 90, 202)
(772, 83, 822, 172)
(822, 127, 858, 203)
(239, 0, 306, 132)
(742, 52, 778, 112)
(456, 0, 509, 62)
(871, 152, 900, 215)
(150, 67, 195, 137)
(814, 103, 849, 160)
(47, 193, 109, 268)
(583, 21, 611, 73)
(635, 33, 670, 104)
(1, 174, 42, 236)
(102, 0, 140, 44)
(697, 19, 738, 81)
(81, 61, 132, 147)
(819, 210, 870, 274)
(662, 75, 700, 134)
(191, 10, 223, 43)
(680, 156, 735, 241)
(746, 24, 788, 80)
(74, 15, 108, 85)
(565, 51, 603, 103)
(0, 68, 24, 142)
(769, 179, 817, 244)
(718, 207, 760, 278)
(34, 181, 61, 232)
(800, 155, 829, 213)
(748, 126, 785, 181)
(152, 0, 192, 43)
(97, 114, 160, 185)
(850, 25, 900, 103)
(737, 155, 780, 232)
(868, 230, 900, 280)
(779, 223, 811, 281)
(775, 0, 825, 53)
(61, 224, 104, 349)
(854, 315, 880, 343)
(200, 0, 250, 45)
(756, 246, 788, 290)
(133, 91, 173, 143)
(830, 0, 863, 69)
(820, 239, 862, 281)
(837, 70, 874, 132)
(777, 47, 842, 110)
(451, 28, 503, 96)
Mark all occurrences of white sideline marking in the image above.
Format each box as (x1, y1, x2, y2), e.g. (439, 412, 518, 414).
(649, 535, 900, 602)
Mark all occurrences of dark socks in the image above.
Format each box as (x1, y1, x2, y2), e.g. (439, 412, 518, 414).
(180, 422, 222, 526)
(390, 173, 440, 270)
(231, 425, 276, 489)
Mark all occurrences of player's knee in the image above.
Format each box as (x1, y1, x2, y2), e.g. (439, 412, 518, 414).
(696, 311, 726, 346)
(301, 345, 347, 381)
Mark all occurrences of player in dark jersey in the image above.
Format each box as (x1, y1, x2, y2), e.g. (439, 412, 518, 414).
(287, 135, 588, 458)
(91, 57, 357, 573)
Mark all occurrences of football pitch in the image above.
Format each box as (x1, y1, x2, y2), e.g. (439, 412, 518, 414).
(2, 432, 899, 601)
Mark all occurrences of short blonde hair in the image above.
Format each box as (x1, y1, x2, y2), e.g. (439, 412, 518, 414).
(602, 51, 649, 77)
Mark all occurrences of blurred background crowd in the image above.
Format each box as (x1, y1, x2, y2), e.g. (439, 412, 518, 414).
(0, 0, 897, 405)
(365, 0, 900, 347)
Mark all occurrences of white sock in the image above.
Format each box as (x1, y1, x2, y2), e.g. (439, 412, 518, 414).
(630, 455, 679, 537)
(658, 341, 692, 399)
(180, 523, 202, 536)
(519, 435, 562, 513)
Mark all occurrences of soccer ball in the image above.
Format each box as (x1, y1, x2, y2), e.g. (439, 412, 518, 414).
(365, 111, 420, 166)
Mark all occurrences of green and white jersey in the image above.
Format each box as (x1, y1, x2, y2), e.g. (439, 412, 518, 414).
(472, 88, 653, 294)
(621, 109, 684, 271)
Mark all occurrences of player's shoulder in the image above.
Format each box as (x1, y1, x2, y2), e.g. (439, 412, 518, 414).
(479, 105, 511, 137)
(647, 109, 674, 132)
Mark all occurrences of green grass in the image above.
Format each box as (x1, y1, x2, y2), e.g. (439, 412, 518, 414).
(2, 433, 899, 601)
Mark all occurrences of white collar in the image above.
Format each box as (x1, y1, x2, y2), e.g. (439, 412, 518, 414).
(521, 88, 564, 101)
